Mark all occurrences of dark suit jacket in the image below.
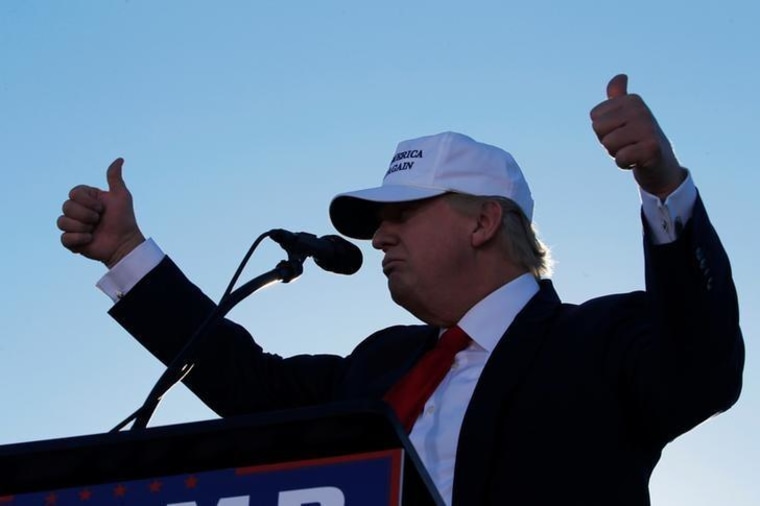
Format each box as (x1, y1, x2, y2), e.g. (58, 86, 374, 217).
(111, 196, 743, 505)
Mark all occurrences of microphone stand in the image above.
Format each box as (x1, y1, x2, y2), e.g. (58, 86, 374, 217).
(111, 239, 306, 433)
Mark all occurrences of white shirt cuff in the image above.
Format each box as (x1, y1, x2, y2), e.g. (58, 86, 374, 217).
(639, 171, 697, 245)
(96, 238, 165, 302)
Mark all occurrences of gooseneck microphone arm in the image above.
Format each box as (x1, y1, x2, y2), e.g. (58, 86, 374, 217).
(111, 230, 312, 433)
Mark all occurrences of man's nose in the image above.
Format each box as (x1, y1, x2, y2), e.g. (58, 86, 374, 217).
(372, 220, 397, 251)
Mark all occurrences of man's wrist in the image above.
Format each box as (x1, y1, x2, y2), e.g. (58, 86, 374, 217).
(640, 170, 697, 245)
(96, 238, 165, 302)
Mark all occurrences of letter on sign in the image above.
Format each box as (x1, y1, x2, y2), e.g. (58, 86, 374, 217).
(278, 486, 345, 506)
(168, 497, 249, 506)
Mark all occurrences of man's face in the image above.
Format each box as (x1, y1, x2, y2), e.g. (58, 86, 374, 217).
(371, 195, 475, 325)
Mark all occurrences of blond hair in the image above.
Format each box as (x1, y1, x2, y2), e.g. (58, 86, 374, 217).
(446, 193, 553, 278)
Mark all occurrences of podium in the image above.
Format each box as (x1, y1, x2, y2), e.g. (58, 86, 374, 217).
(0, 401, 444, 505)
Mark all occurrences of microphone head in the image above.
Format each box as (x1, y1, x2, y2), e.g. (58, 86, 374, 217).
(314, 235, 363, 275)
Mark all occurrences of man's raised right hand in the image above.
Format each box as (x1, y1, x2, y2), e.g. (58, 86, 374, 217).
(58, 158, 145, 268)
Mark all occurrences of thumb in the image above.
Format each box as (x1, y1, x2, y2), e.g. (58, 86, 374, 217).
(106, 157, 127, 193)
(606, 74, 628, 99)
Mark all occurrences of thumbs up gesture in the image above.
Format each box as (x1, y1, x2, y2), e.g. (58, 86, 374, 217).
(58, 158, 145, 268)
(590, 74, 686, 199)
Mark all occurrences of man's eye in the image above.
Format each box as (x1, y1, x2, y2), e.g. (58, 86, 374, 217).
(398, 205, 419, 222)
(379, 201, 426, 223)
(381, 207, 410, 223)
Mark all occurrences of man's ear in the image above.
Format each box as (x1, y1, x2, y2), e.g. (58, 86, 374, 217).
(471, 200, 503, 247)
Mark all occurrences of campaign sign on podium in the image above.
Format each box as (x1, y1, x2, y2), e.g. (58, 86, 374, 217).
(0, 401, 443, 506)
(3, 449, 402, 505)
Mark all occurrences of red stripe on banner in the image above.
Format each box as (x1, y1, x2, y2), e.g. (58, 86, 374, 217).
(388, 449, 403, 506)
(0, 496, 14, 503)
(235, 449, 403, 475)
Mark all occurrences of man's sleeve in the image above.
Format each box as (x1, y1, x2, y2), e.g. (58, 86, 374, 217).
(96, 238, 165, 302)
(107, 256, 349, 417)
(639, 171, 697, 245)
(630, 192, 744, 443)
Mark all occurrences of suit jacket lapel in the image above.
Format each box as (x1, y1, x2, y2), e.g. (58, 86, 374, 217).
(452, 280, 561, 505)
(363, 326, 439, 399)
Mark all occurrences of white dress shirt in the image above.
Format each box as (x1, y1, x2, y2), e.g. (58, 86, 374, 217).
(410, 273, 539, 504)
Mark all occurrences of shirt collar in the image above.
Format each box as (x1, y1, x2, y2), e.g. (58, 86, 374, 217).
(453, 273, 540, 353)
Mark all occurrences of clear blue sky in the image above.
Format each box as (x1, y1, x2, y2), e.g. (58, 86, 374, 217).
(1, 1, 758, 504)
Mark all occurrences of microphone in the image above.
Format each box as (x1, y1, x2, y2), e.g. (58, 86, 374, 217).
(270, 229, 363, 275)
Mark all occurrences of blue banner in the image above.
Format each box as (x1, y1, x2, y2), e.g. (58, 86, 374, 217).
(0, 449, 403, 506)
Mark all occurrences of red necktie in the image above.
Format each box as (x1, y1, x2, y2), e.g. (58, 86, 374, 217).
(383, 326, 471, 432)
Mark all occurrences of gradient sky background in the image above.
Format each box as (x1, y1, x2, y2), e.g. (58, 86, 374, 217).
(1, 1, 758, 504)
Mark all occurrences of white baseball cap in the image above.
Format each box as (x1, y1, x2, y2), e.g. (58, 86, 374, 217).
(329, 131, 534, 239)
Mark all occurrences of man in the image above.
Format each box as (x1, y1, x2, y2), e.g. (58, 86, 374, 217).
(57, 75, 743, 505)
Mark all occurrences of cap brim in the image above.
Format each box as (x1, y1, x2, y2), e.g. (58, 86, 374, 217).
(329, 185, 447, 239)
